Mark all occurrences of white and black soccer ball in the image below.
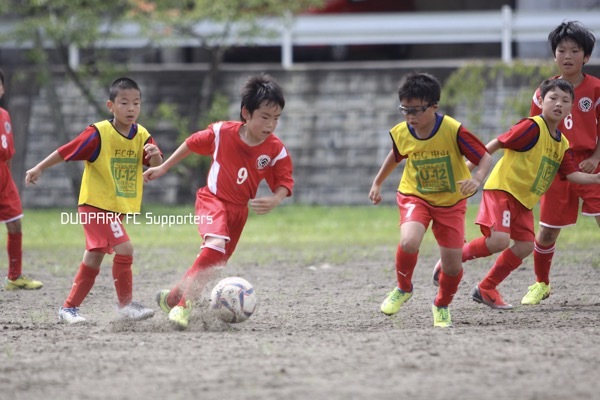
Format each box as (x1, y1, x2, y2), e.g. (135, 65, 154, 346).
(210, 277, 257, 323)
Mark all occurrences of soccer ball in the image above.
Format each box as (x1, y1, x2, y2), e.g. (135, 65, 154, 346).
(209, 277, 257, 323)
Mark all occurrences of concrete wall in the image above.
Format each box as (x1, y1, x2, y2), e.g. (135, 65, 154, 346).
(10, 61, 599, 208)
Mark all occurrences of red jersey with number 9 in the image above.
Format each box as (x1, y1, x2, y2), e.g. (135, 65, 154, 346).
(185, 121, 294, 206)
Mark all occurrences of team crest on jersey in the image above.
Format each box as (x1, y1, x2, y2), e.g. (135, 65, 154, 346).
(579, 97, 593, 112)
(4, 121, 11, 134)
(256, 155, 271, 170)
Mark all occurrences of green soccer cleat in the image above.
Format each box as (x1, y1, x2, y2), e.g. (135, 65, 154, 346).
(432, 304, 452, 328)
(155, 289, 172, 314)
(168, 300, 192, 330)
(380, 287, 412, 315)
(521, 282, 551, 305)
(4, 275, 44, 290)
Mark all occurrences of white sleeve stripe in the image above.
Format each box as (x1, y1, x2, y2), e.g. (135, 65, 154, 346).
(270, 147, 288, 166)
(207, 122, 224, 195)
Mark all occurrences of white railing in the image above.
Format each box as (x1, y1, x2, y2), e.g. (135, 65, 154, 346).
(3, 5, 600, 69)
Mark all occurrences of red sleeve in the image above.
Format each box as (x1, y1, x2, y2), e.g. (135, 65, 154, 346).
(457, 126, 489, 165)
(497, 119, 541, 151)
(389, 133, 407, 162)
(557, 149, 580, 179)
(264, 149, 294, 197)
(185, 127, 216, 156)
(57, 126, 100, 161)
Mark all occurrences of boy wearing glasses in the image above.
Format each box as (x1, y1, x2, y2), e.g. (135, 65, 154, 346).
(369, 72, 492, 327)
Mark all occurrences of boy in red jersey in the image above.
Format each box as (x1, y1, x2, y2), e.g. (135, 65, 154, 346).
(522, 21, 600, 305)
(0, 69, 43, 290)
(145, 73, 294, 330)
(25, 77, 163, 324)
(369, 72, 493, 328)
(444, 79, 600, 311)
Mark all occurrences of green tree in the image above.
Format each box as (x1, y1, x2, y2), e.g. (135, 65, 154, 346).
(442, 60, 557, 139)
(131, 0, 324, 130)
(0, 0, 135, 196)
(131, 0, 324, 199)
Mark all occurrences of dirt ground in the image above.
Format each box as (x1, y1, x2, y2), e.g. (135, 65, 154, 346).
(1, 247, 599, 400)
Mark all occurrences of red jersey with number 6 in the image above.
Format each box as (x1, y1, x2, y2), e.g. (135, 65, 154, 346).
(185, 121, 294, 206)
(531, 74, 600, 153)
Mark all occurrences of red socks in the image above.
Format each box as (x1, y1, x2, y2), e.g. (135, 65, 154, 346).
(7, 232, 22, 280)
(462, 236, 491, 262)
(112, 254, 133, 308)
(395, 246, 417, 293)
(64, 263, 100, 308)
(480, 248, 522, 290)
(434, 268, 463, 307)
(533, 241, 554, 285)
(167, 245, 228, 308)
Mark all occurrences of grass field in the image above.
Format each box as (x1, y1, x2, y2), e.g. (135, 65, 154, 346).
(21, 203, 599, 269)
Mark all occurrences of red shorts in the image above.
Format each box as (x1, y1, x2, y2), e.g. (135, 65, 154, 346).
(78, 205, 130, 254)
(539, 174, 600, 228)
(396, 192, 466, 248)
(194, 187, 248, 258)
(0, 164, 23, 223)
(476, 190, 534, 242)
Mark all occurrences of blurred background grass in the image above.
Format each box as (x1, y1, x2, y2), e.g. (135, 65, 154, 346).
(18, 204, 598, 275)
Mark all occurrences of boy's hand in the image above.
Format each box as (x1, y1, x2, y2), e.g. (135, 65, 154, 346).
(25, 167, 41, 186)
(458, 178, 480, 196)
(143, 166, 166, 182)
(369, 184, 383, 205)
(249, 196, 281, 215)
(144, 143, 161, 161)
(579, 157, 600, 174)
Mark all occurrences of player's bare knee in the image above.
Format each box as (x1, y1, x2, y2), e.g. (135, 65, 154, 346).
(536, 226, 560, 244)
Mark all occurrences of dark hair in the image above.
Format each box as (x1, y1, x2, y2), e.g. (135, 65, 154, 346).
(540, 78, 574, 101)
(0, 68, 4, 86)
(397, 72, 441, 105)
(548, 21, 596, 57)
(109, 77, 141, 101)
(239, 74, 285, 122)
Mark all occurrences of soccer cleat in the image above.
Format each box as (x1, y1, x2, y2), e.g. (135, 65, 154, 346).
(432, 259, 442, 287)
(155, 289, 172, 314)
(432, 304, 452, 328)
(521, 282, 551, 305)
(380, 287, 413, 315)
(118, 301, 155, 321)
(470, 285, 513, 310)
(58, 307, 87, 324)
(168, 300, 192, 329)
(5, 275, 44, 290)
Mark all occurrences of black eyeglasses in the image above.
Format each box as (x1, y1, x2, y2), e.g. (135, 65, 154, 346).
(398, 103, 434, 115)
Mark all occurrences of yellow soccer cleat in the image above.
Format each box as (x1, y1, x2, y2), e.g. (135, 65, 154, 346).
(432, 304, 452, 328)
(380, 287, 412, 315)
(521, 282, 551, 305)
(155, 289, 172, 314)
(168, 300, 192, 330)
(5, 275, 44, 290)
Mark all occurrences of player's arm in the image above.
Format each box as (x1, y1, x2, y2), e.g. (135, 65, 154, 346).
(560, 149, 600, 184)
(143, 141, 192, 182)
(580, 143, 600, 173)
(369, 149, 402, 205)
(457, 127, 493, 195)
(25, 150, 65, 186)
(249, 186, 290, 215)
